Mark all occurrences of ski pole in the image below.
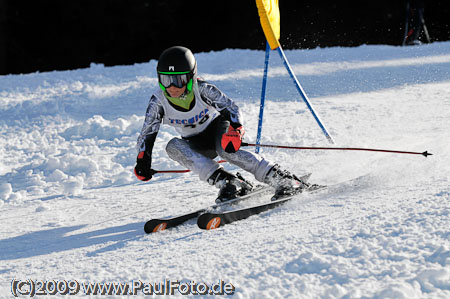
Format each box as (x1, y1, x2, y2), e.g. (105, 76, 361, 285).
(242, 142, 432, 157)
(151, 169, 191, 174)
(151, 160, 228, 174)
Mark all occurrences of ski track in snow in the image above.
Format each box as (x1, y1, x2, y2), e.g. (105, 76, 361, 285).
(1, 43, 450, 298)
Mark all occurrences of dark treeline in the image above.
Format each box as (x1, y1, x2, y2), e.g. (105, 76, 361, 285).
(0, 0, 449, 75)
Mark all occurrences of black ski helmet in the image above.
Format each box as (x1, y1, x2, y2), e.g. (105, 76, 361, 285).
(157, 46, 197, 91)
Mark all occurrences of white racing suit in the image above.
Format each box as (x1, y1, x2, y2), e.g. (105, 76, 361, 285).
(136, 79, 274, 183)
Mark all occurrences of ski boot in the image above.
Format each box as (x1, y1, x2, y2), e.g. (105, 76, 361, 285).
(208, 169, 253, 203)
(264, 164, 311, 200)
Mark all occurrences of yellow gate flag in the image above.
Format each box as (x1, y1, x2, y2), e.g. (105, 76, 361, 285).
(255, 0, 281, 50)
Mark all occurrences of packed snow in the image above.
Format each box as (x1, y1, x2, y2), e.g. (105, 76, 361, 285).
(1, 42, 449, 298)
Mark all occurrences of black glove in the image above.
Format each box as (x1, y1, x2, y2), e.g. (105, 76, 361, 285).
(134, 152, 154, 181)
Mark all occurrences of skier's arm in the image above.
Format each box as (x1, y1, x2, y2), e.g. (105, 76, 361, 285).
(198, 80, 245, 153)
(135, 95, 163, 181)
(198, 80, 243, 129)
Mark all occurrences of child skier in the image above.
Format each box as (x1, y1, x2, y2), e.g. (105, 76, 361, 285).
(134, 46, 310, 202)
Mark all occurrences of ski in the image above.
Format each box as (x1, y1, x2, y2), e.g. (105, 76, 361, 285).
(197, 184, 326, 230)
(144, 173, 312, 234)
(144, 185, 273, 233)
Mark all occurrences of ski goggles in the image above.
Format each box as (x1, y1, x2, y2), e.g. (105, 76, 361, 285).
(158, 72, 192, 89)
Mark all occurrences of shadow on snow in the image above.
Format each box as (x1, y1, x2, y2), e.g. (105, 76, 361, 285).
(0, 222, 144, 261)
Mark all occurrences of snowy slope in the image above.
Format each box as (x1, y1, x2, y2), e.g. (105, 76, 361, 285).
(1, 42, 450, 298)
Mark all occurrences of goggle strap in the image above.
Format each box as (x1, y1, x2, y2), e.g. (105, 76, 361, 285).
(158, 71, 190, 75)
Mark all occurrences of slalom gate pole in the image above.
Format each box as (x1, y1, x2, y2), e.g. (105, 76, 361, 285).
(153, 169, 191, 174)
(255, 42, 271, 154)
(419, 9, 431, 43)
(277, 46, 335, 144)
(242, 143, 432, 158)
(152, 160, 227, 174)
(402, 0, 411, 46)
